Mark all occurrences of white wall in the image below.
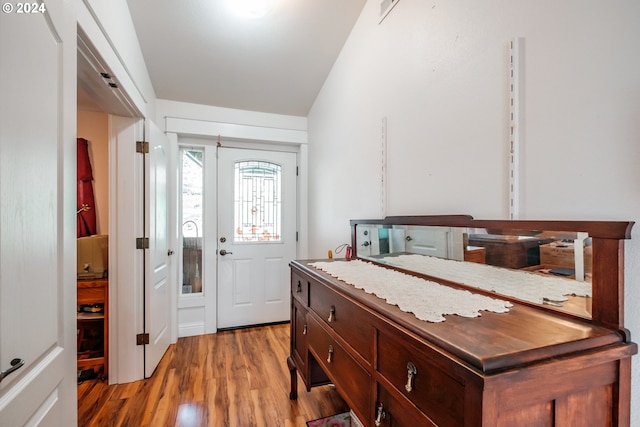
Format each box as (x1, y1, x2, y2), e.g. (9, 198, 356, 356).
(307, 0, 640, 423)
(156, 99, 307, 133)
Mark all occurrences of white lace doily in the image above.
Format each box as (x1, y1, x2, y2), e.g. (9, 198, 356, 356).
(383, 254, 591, 305)
(309, 260, 512, 323)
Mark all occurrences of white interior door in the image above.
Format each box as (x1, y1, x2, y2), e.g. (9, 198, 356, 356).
(217, 147, 297, 329)
(0, 3, 76, 426)
(144, 121, 172, 377)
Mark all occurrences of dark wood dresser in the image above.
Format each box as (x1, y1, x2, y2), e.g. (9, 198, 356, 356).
(288, 216, 636, 427)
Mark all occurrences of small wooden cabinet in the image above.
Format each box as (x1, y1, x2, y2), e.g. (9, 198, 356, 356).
(77, 278, 108, 379)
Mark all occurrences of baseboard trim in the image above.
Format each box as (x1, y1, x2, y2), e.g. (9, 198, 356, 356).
(178, 322, 205, 337)
(217, 320, 290, 332)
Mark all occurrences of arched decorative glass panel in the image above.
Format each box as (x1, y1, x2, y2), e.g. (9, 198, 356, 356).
(234, 160, 282, 242)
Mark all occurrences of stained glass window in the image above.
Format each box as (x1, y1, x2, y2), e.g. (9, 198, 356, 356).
(234, 161, 282, 242)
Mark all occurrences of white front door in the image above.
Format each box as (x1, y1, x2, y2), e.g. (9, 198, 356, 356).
(217, 147, 297, 329)
(0, 2, 76, 426)
(144, 121, 172, 377)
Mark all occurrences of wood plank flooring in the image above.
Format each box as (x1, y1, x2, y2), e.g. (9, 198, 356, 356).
(78, 324, 348, 427)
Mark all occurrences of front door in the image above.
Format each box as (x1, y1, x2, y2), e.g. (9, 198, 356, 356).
(0, 2, 76, 425)
(144, 121, 172, 377)
(217, 147, 297, 329)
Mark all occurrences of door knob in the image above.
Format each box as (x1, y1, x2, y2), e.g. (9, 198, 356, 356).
(219, 249, 233, 256)
(0, 358, 24, 383)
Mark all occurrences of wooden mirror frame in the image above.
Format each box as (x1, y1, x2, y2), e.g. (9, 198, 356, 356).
(351, 215, 634, 336)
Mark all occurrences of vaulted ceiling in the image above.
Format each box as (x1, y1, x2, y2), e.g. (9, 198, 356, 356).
(125, 0, 367, 117)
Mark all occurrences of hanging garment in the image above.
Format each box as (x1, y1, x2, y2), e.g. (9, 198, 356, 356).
(77, 137, 97, 237)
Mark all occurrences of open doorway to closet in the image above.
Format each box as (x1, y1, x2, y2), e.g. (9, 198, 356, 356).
(77, 27, 138, 382)
(77, 28, 173, 388)
(75, 110, 110, 383)
(177, 141, 298, 335)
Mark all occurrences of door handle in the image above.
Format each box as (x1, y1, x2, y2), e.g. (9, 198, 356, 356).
(0, 358, 24, 383)
(219, 249, 233, 256)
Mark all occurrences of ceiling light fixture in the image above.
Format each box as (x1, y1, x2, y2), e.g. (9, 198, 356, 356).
(224, 0, 277, 19)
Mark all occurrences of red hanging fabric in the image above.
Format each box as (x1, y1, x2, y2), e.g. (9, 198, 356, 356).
(77, 138, 97, 237)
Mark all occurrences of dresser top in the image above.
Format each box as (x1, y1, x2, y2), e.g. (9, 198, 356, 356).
(292, 259, 635, 373)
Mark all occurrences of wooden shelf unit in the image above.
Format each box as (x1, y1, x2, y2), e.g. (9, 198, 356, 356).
(77, 278, 108, 379)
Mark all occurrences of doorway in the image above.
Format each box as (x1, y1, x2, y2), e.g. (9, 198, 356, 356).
(76, 111, 110, 384)
(177, 142, 299, 334)
(77, 29, 173, 386)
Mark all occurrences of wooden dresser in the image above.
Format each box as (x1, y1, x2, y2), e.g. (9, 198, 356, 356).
(288, 216, 636, 427)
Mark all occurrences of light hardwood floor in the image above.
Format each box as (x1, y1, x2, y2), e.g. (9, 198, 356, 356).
(78, 324, 348, 426)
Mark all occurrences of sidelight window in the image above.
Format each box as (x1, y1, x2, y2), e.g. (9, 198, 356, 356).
(181, 149, 203, 294)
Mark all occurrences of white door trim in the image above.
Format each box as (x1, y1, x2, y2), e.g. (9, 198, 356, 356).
(165, 117, 307, 144)
(109, 116, 145, 384)
(216, 147, 297, 329)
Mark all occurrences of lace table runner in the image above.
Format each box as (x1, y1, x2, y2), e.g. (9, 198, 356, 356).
(383, 254, 591, 305)
(310, 260, 512, 323)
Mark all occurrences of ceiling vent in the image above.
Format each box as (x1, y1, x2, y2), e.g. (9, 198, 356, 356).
(379, 0, 400, 23)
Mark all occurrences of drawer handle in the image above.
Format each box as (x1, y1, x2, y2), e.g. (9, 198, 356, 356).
(302, 323, 307, 335)
(327, 345, 334, 363)
(296, 280, 302, 293)
(405, 361, 418, 392)
(328, 306, 336, 323)
(375, 403, 386, 426)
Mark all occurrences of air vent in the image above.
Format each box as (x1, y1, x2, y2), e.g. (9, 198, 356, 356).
(379, 0, 400, 23)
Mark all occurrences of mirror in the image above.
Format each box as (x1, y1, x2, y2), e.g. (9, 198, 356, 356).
(354, 223, 593, 318)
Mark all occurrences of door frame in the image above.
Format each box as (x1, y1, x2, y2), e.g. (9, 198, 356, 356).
(78, 27, 177, 384)
(108, 115, 146, 383)
(215, 145, 298, 329)
(173, 133, 308, 337)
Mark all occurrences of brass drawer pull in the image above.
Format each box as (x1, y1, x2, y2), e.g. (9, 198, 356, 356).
(302, 323, 307, 335)
(405, 361, 417, 392)
(296, 280, 302, 293)
(375, 403, 386, 426)
(328, 306, 336, 323)
(327, 345, 334, 363)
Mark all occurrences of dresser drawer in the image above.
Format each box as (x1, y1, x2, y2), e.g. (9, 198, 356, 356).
(377, 328, 465, 427)
(291, 271, 309, 306)
(307, 315, 371, 423)
(291, 298, 308, 373)
(308, 277, 373, 362)
(375, 383, 437, 427)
